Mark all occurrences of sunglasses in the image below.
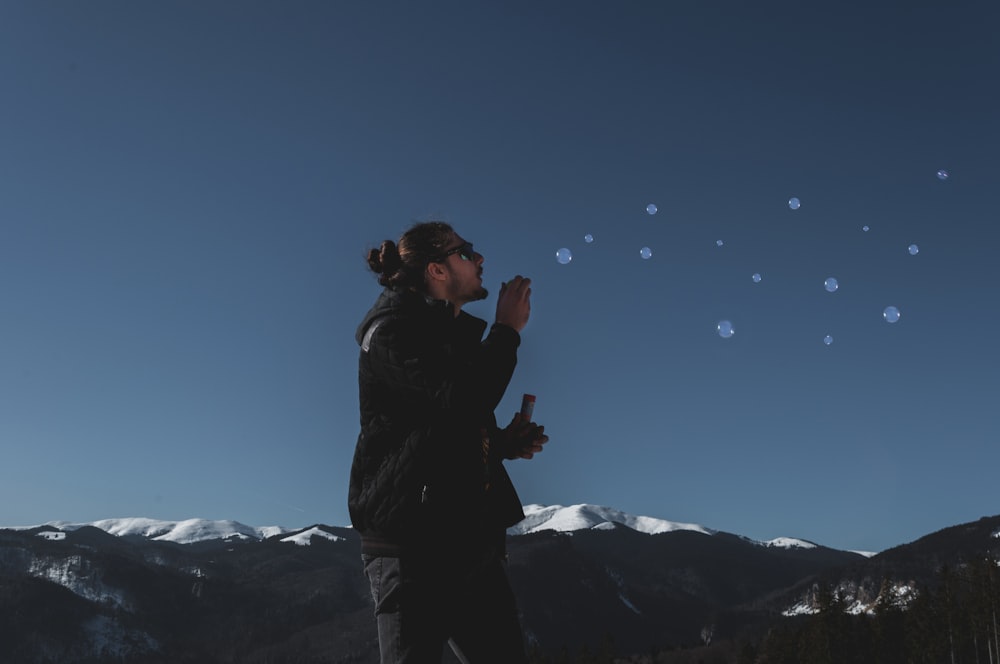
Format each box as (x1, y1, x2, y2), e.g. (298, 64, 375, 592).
(436, 241, 476, 262)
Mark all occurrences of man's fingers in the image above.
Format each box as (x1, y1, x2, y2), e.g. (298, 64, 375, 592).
(505, 276, 531, 296)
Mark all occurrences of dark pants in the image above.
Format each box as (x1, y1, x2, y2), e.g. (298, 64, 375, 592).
(362, 552, 529, 664)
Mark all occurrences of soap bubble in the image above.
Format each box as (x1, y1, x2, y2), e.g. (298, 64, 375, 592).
(752, 273, 762, 283)
(584, 234, 594, 243)
(883, 306, 901, 323)
(788, 197, 801, 210)
(717, 320, 734, 339)
(646, 203, 657, 215)
(639, 246, 652, 260)
(908, 244, 919, 255)
(937, 169, 949, 180)
(823, 335, 833, 346)
(824, 277, 839, 293)
(862, 225, 870, 232)
(716, 239, 724, 247)
(555, 248, 572, 265)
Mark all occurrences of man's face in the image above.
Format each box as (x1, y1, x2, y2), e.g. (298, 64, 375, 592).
(439, 235, 487, 305)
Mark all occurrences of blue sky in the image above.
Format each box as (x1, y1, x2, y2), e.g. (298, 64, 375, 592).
(1, 1, 996, 553)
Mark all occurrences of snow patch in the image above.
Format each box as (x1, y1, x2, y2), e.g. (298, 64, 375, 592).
(280, 527, 343, 546)
(762, 537, 817, 550)
(619, 593, 641, 614)
(606, 566, 642, 615)
(782, 599, 816, 617)
(36, 531, 66, 541)
(783, 581, 919, 617)
(28, 555, 132, 610)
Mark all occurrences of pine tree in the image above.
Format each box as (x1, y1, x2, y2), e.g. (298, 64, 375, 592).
(873, 577, 906, 664)
(798, 582, 837, 664)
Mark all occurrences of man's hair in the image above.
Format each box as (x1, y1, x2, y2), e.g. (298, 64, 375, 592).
(367, 221, 454, 291)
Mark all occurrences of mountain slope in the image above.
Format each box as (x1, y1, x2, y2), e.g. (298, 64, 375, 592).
(506, 522, 864, 652)
(3, 507, 997, 662)
(776, 513, 1000, 617)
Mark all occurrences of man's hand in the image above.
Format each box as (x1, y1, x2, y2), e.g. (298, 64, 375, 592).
(498, 412, 548, 460)
(496, 276, 531, 332)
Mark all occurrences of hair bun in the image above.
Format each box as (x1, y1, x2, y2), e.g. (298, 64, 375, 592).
(368, 240, 403, 286)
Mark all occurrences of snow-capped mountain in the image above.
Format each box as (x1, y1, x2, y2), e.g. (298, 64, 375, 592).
(18, 505, 824, 550)
(13, 504, 829, 551)
(4, 506, 998, 663)
(510, 504, 716, 536)
(39, 518, 290, 544)
(510, 504, 822, 551)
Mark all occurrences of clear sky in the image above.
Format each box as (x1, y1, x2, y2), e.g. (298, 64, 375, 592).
(1, 1, 996, 553)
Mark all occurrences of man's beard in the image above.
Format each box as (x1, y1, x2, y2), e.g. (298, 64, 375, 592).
(445, 264, 488, 305)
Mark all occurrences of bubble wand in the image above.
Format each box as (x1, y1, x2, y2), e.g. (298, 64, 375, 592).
(520, 393, 535, 421)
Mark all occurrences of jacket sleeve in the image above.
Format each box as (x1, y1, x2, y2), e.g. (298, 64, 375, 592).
(364, 315, 520, 421)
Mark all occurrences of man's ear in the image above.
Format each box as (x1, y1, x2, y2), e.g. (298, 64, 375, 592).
(426, 261, 447, 283)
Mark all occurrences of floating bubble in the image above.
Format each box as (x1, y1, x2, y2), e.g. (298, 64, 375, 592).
(883, 306, 901, 323)
(908, 244, 919, 255)
(646, 203, 657, 215)
(937, 169, 949, 181)
(824, 277, 839, 293)
(716, 239, 724, 247)
(717, 320, 734, 339)
(752, 273, 762, 283)
(555, 248, 572, 265)
(823, 335, 833, 346)
(788, 197, 801, 210)
(862, 225, 870, 232)
(639, 246, 652, 260)
(584, 234, 594, 243)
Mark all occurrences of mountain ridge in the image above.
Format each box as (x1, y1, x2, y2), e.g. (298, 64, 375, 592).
(7, 503, 866, 553)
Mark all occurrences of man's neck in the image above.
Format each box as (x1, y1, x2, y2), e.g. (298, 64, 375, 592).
(423, 286, 463, 316)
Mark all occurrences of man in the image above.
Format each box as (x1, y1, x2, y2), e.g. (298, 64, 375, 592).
(349, 221, 548, 663)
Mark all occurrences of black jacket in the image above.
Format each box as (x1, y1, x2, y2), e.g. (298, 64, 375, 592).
(348, 287, 526, 556)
